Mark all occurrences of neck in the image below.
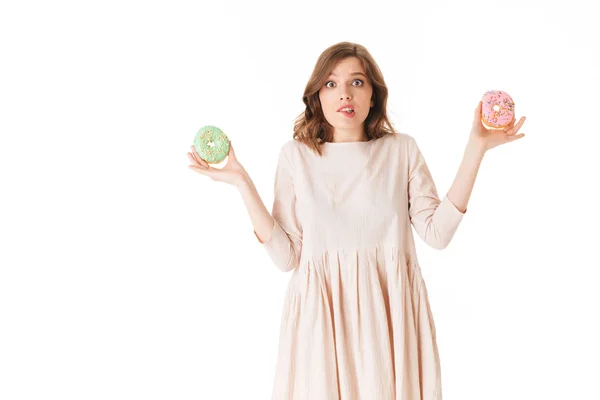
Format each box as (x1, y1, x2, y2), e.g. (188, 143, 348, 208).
(331, 127, 368, 143)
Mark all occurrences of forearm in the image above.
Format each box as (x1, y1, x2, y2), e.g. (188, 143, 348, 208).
(236, 173, 275, 244)
(446, 139, 486, 213)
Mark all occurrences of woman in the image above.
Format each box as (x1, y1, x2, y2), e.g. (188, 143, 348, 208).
(188, 42, 526, 400)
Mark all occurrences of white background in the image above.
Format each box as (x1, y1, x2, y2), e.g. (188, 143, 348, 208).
(1, 0, 599, 398)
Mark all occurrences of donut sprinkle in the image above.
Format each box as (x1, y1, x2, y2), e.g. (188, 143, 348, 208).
(481, 90, 515, 129)
(193, 125, 230, 164)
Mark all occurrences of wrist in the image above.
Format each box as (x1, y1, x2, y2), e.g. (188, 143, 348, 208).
(467, 138, 486, 156)
(235, 171, 252, 190)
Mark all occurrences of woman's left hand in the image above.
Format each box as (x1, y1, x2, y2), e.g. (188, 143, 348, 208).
(470, 101, 526, 153)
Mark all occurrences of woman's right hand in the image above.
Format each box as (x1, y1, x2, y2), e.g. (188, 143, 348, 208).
(187, 142, 248, 187)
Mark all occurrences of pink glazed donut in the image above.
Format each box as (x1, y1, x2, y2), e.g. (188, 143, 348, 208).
(481, 90, 515, 129)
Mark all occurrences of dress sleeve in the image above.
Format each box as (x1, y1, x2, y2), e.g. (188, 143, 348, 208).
(407, 136, 466, 250)
(253, 143, 303, 272)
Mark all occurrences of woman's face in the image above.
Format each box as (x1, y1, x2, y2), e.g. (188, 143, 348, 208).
(318, 57, 374, 138)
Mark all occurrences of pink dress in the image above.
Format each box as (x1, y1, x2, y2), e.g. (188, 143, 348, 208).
(254, 132, 466, 399)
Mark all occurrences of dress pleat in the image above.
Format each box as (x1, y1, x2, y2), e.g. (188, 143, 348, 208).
(256, 133, 466, 399)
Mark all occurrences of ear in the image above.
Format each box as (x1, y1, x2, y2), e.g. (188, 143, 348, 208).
(370, 100, 374, 107)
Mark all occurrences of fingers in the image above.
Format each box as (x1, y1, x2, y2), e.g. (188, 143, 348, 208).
(474, 101, 481, 119)
(506, 116, 526, 135)
(189, 145, 209, 168)
(502, 120, 516, 134)
(188, 161, 218, 179)
(228, 141, 235, 158)
(188, 145, 213, 176)
(190, 145, 208, 167)
(514, 116, 526, 131)
(187, 153, 206, 169)
(189, 164, 209, 174)
(507, 133, 526, 141)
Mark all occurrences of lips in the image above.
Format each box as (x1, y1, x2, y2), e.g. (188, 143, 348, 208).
(339, 109, 355, 118)
(337, 104, 355, 112)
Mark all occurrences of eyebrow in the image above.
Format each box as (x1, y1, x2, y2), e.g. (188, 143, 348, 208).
(328, 72, 367, 78)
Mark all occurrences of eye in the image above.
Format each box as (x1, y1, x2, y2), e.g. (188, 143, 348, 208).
(324, 79, 364, 88)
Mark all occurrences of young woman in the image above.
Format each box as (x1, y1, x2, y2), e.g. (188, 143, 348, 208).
(188, 42, 526, 400)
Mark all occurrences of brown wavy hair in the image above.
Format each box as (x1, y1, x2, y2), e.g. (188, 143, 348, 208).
(292, 42, 397, 156)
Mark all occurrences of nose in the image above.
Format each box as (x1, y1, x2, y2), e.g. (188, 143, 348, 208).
(339, 86, 352, 100)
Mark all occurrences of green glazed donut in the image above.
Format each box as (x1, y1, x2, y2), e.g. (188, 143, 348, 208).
(193, 125, 230, 164)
